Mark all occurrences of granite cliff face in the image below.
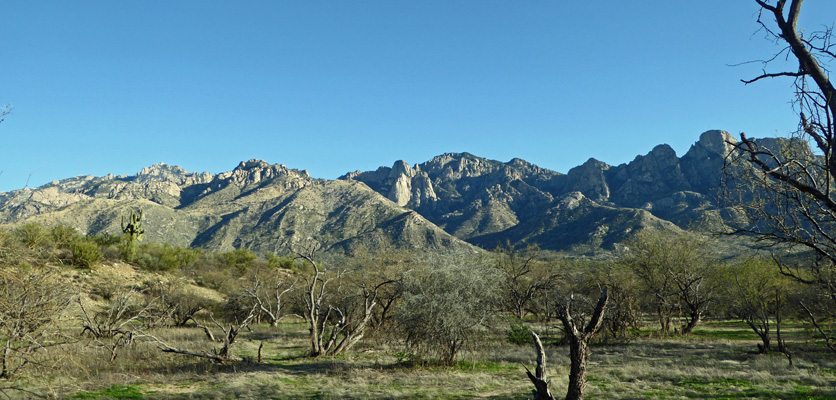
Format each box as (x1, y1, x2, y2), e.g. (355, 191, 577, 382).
(342, 130, 739, 252)
(2, 130, 747, 255)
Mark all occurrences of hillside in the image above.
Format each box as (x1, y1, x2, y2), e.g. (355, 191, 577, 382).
(0, 130, 758, 255)
(0, 160, 477, 255)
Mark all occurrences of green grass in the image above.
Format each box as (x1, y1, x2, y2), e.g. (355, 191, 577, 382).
(73, 385, 143, 399)
(678, 377, 754, 388)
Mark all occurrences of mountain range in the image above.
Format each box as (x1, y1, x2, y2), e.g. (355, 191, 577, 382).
(0, 130, 750, 256)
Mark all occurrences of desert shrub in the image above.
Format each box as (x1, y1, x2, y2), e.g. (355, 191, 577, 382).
(265, 251, 295, 270)
(585, 262, 643, 341)
(222, 248, 257, 273)
(92, 232, 121, 246)
(0, 266, 74, 382)
(71, 239, 103, 269)
(395, 253, 501, 365)
(143, 279, 213, 327)
(0, 229, 22, 263)
(135, 243, 199, 272)
(88, 271, 129, 301)
(99, 243, 124, 261)
(180, 252, 238, 293)
(13, 222, 50, 249)
(50, 224, 81, 248)
(507, 320, 534, 345)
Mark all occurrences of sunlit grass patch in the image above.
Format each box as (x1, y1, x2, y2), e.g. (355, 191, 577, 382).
(73, 385, 143, 399)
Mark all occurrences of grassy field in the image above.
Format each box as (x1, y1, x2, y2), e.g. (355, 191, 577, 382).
(49, 320, 835, 400)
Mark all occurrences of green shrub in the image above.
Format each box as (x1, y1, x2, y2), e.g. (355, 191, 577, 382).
(222, 248, 257, 273)
(266, 251, 295, 269)
(92, 233, 121, 246)
(396, 253, 502, 365)
(507, 320, 534, 345)
(135, 243, 199, 272)
(71, 239, 103, 268)
(14, 222, 50, 249)
(50, 224, 81, 248)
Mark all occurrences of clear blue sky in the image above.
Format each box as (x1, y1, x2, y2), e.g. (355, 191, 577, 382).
(1, 1, 831, 192)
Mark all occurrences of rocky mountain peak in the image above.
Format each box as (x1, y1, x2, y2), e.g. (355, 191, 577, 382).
(685, 130, 737, 159)
(679, 130, 736, 194)
(648, 144, 678, 161)
(565, 158, 611, 202)
(419, 152, 502, 180)
(215, 159, 308, 187)
(389, 160, 416, 180)
(136, 162, 186, 177)
(134, 163, 211, 185)
(235, 159, 272, 171)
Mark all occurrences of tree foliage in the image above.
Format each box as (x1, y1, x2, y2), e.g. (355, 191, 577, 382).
(623, 231, 717, 335)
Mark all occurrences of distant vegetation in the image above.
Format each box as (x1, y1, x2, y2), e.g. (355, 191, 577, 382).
(0, 220, 834, 399)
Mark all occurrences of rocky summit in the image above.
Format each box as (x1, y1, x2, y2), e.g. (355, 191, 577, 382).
(0, 130, 752, 255)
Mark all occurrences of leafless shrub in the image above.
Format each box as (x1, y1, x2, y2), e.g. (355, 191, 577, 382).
(395, 252, 501, 365)
(0, 266, 75, 395)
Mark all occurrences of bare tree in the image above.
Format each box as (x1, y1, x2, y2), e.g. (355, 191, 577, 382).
(725, 0, 836, 353)
(142, 306, 258, 363)
(0, 267, 74, 383)
(78, 289, 154, 362)
(242, 266, 297, 327)
(494, 243, 560, 320)
(556, 288, 609, 400)
(524, 332, 556, 400)
(289, 240, 394, 357)
(144, 278, 210, 327)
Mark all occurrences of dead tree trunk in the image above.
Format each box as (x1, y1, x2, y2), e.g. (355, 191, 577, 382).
(556, 288, 609, 400)
(524, 332, 555, 400)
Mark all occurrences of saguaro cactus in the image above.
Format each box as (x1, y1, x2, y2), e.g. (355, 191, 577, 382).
(121, 209, 145, 261)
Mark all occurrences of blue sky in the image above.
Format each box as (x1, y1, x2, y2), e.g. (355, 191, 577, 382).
(1, 1, 831, 192)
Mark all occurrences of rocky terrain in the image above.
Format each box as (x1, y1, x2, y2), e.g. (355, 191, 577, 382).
(0, 130, 759, 255)
(342, 130, 739, 252)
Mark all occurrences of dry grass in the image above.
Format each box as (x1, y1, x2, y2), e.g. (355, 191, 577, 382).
(2, 260, 833, 399)
(14, 320, 824, 400)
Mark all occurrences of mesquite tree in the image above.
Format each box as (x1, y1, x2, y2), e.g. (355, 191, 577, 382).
(397, 253, 501, 365)
(290, 240, 394, 357)
(623, 231, 716, 335)
(724, 0, 836, 353)
(721, 259, 794, 356)
(494, 243, 560, 320)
